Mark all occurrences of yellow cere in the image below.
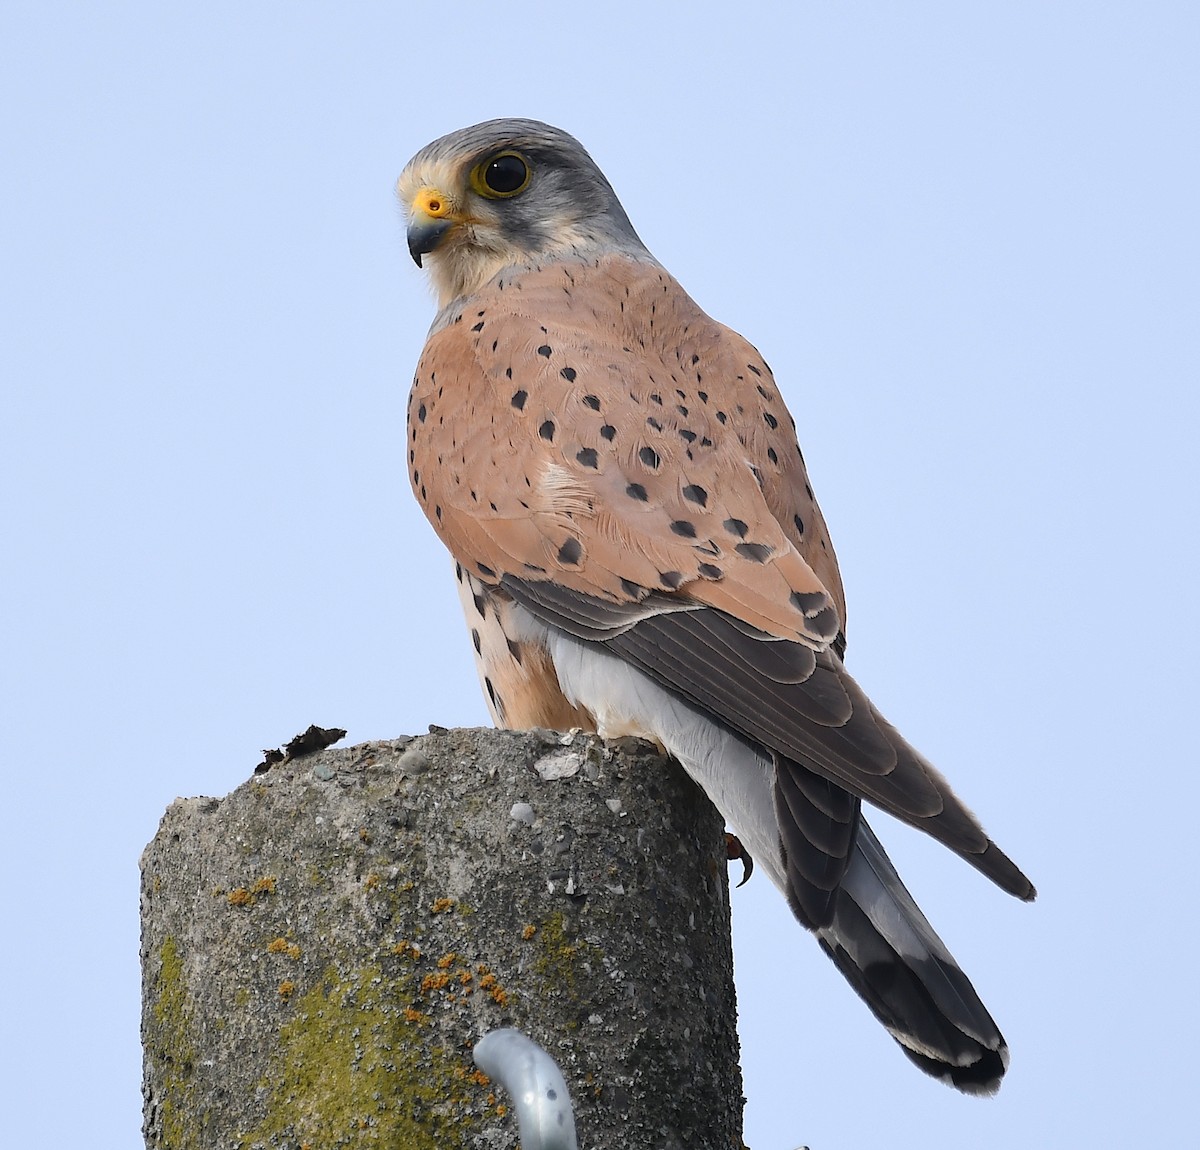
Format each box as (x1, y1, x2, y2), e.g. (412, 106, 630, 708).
(412, 186, 454, 218)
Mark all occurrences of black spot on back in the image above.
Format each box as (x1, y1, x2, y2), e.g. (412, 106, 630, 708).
(808, 606, 839, 639)
(735, 542, 773, 563)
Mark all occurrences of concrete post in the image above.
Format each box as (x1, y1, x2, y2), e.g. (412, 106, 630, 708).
(140, 727, 744, 1149)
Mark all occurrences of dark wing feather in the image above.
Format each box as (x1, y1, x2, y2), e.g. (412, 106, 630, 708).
(774, 756, 861, 927)
(503, 575, 1035, 902)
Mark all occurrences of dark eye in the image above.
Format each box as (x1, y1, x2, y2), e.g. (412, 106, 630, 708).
(478, 152, 530, 197)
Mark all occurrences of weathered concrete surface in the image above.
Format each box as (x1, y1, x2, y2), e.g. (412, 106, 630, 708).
(141, 727, 743, 1149)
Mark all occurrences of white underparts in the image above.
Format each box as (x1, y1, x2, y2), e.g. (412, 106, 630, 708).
(510, 603, 790, 892)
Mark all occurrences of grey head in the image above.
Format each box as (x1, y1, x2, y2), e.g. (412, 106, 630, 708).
(397, 118, 651, 307)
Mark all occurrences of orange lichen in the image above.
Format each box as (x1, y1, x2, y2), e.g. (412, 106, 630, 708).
(436, 952, 458, 969)
(251, 876, 277, 895)
(521, 924, 537, 940)
(477, 972, 509, 1006)
(363, 873, 381, 890)
(267, 937, 289, 954)
(421, 972, 451, 993)
(227, 888, 253, 907)
(430, 897, 456, 914)
(392, 940, 422, 960)
(278, 980, 296, 1001)
(403, 1007, 427, 1024)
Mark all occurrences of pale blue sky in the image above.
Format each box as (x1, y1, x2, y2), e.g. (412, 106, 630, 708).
(3, 4, 1197, 1146)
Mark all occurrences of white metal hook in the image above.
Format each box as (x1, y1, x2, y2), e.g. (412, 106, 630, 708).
(473, 1028, 579, 1150)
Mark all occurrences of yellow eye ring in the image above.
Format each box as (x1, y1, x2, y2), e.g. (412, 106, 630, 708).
(470, 151, 531, 199)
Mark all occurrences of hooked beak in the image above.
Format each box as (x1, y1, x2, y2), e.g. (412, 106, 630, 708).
(407, 215, 454, 267)
(407, 185, 458, 267)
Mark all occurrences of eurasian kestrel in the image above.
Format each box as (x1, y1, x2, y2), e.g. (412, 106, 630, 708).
(398, 118, 1035, 1093)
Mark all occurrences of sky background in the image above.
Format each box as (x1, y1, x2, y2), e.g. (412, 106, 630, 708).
(3, 3, 1198, 1146)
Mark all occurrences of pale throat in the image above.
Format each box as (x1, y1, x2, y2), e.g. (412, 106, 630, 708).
(425, 217, 603, 307)
(425, 237, 523, 308)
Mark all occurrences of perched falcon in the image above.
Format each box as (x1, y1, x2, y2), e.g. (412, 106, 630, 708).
(398, 119, 1035, 1093)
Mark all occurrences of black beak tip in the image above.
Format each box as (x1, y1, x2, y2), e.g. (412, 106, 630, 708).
(407, 218, 453, 270)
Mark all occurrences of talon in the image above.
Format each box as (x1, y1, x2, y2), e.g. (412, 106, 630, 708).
(725, 832, 754, 886)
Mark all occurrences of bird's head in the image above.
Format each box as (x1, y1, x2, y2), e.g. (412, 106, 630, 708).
(397, 118, 648, 307)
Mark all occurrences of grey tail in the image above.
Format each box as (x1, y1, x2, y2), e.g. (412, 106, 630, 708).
(816, 820, 1009, 1094)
